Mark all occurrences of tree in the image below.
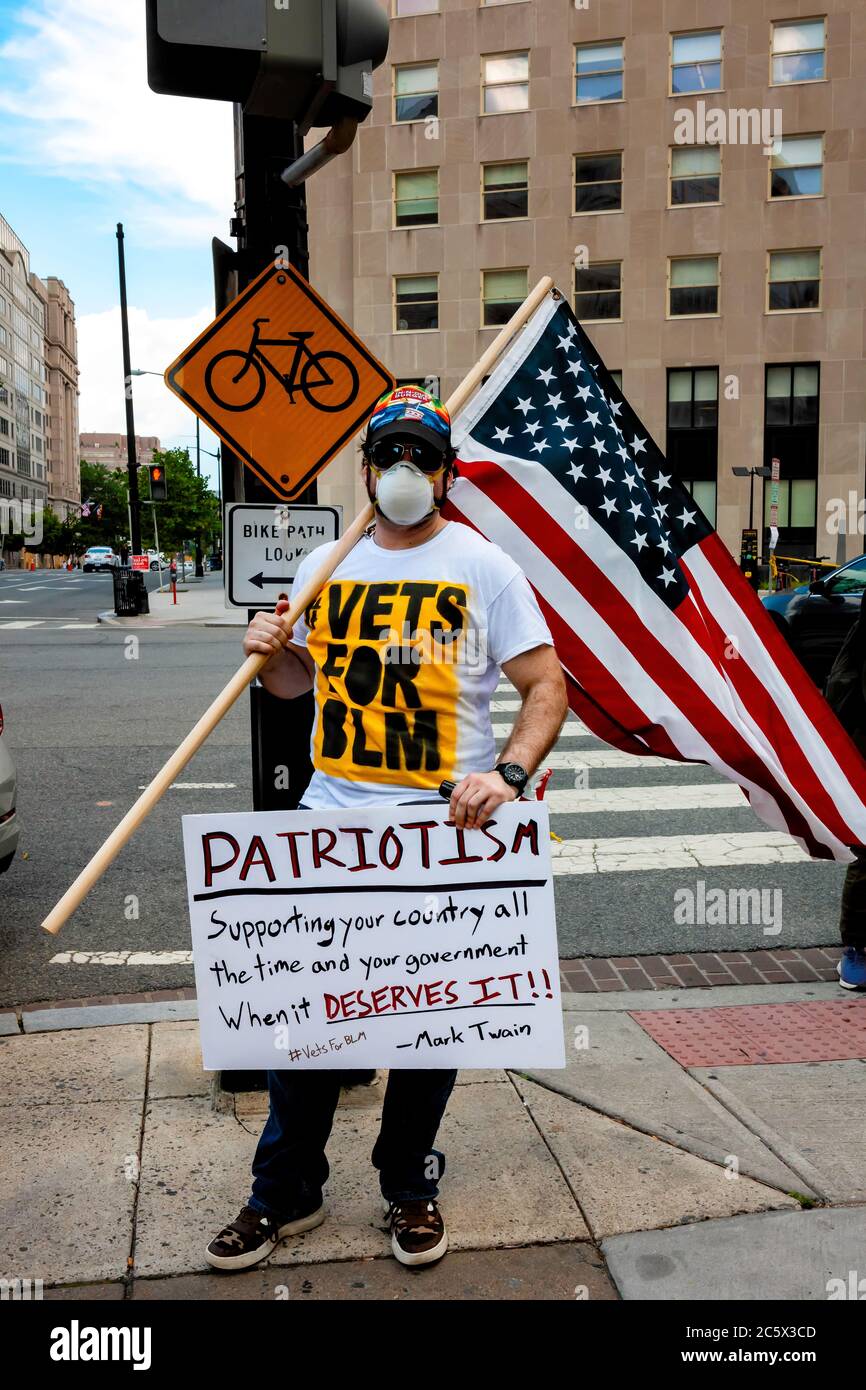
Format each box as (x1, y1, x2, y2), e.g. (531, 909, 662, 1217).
(141, 447, 221, 555)
(76, 462, 133, 554)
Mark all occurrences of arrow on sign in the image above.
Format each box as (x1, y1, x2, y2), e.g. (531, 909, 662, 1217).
(249, 572, 297, 590)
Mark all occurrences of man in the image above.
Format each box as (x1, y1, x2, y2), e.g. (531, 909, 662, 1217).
(206, 386, 567, 1272)
(826, 592, 866, 989)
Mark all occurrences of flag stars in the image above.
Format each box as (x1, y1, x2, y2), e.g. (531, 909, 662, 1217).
(584, 409, 602, 428)
(590, 436, 609, 458)
(658, 567, 677, 588)
(623, 472, 638, 492)
(523, 420, 542, 436)
(615, 443, 630, 463)
(576, 383, 592, 402)
(653, 470, 672, 491)
(515, 396, 535, 416)
(627, 499, 644, 521)
(567, 461, 586, 481)
(546, 391, 565, 410)
(630, 532, 649, 553)
(630, 435, 647, 456)
(677, 506, 697, 527)
(562, 436, 580, 452)
(565, 358, 584, 378)
(493, 426, 512, 445)
(600, 494, 619, 517)
(531, 437, 551, 455)
(596, 465, 614, 486)
(553, 415, 573, 432)
(537, 366, 555, 386)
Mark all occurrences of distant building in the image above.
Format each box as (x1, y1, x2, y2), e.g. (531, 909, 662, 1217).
(44, 278, 80, 522)
(0, 214, 50, 508)
(79, 433, 161, 472)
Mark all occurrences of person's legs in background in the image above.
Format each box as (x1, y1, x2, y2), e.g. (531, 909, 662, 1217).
(839, 848, 866, 989)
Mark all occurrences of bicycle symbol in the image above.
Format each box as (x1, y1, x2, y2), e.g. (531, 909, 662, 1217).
(204, 318, 360, 415)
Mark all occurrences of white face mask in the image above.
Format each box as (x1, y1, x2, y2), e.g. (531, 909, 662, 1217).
(374, 462, 436, 526)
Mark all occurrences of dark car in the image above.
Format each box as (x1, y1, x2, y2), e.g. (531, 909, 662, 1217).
(208, 553, 222, 571)
(762, 552, 866, 687)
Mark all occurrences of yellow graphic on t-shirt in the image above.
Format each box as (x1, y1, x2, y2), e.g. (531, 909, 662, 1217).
(304, 580, 468, 786)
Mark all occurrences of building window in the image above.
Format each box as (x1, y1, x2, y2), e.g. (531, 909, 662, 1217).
(482, 268, 528, 326)
(770, 135, 823, 198)
(668, 256, 719, 316)
(771, 19, 826, 85)
(765, 364, 819, 426)
(0, 447, 9, 468)
(394, 170, 439, 227)
(482, 162, 529, 220)
(670, 30, 722, 94)
(396, 375, 441, 398)
(608, 370, 623, 390)
(0, 418, 8, 435)
(763, 363, 819, 556)
(574, 152, 622, 213)
(574, 262, 622, 321)
(666, 368, 719, 524)
(575, 41, 623, 103)
(395, 275, 439, 331)
(670, 146, 721, 204)
(482, 53, 529, 113)
(394, 63, 438, 123)
(767, 249, 820, 311)
(394, 0, 438, 14)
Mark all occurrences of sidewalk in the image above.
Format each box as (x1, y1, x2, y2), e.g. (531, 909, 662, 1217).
(2, 978, 864, 1301)
(97, 574, 246, 629)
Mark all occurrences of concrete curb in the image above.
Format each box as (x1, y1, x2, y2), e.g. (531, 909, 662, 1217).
(19, 999, 199, 1033)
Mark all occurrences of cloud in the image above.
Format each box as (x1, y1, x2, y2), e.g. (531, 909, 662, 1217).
(78, 303, 222, 466)
(0, 0, 234, 247)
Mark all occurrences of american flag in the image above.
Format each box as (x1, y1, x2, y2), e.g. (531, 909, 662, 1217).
(444, 289, 866, 862)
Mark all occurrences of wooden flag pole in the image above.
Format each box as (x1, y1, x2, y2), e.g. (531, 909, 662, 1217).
(41, 275, 554, 936)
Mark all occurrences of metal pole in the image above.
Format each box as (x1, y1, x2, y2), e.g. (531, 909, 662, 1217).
(117, 224, 142, 557)
(748, 470, 755, 532)
(195, 419, 204, 577)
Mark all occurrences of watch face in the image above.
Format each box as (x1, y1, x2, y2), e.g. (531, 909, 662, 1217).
(500, 763, 527, 788)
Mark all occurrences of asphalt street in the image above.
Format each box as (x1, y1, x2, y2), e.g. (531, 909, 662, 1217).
(0, 566, 847, 1007)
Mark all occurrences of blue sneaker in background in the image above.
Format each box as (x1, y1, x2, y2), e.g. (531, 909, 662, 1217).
(837, 947, 866, 990)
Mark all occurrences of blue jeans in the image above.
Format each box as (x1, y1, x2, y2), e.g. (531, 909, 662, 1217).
(249, 1067, 458, 1217)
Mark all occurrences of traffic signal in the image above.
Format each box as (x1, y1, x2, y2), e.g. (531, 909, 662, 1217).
(145, 0, 389, 130)
(149, 463, 168, 502)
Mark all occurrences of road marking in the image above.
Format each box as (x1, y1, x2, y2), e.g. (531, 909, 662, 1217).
(542, 749, 679, 769)
(50, 950, 194, 966)
(136, 781, 238, 790)
(0, 620, 43, 629)
(58, 623, 99, 629)
(0, 600, 26, 605)
(544, 783, 746, 813)
(550, 830, 811, 873)
(492, 721, 594, 741)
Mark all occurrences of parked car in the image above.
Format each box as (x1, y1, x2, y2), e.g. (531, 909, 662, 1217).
(761, 552, 866, 688)
(0, 557, 6, 571)
(0, 703, 19, 874)
(145, 550, 167, 571)
(82, 547, 119, 573)
(208, 552, 222, 571)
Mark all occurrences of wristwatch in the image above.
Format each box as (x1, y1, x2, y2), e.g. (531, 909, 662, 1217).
(494, 762, 529, 796)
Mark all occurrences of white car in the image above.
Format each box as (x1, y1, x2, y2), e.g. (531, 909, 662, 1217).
(82, 547, 119, 573)
(145, 550, 167, 571)
(0, 703, 19, 874)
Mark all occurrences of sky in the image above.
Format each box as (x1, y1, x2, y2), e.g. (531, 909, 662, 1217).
(0, 0, 235, 489)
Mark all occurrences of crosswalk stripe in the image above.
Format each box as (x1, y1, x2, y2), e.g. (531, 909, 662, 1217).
(491, 720, 595, 740)
(551, 830, 810, 873)
(0, 620, 42, 629)
(137, 782, 238, 790)
(543, 784, 746, 813)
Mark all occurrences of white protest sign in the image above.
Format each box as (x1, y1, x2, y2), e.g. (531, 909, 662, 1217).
(182, 801, 564, 1071)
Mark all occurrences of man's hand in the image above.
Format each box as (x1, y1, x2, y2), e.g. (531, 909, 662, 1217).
(449, 771, 518, 830)
(243, 600, 293, 663)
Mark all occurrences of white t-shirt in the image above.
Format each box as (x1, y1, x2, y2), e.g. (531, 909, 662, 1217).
(286, 520, 553, 809)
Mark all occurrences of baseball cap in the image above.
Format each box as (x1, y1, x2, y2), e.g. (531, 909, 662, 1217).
(365, 385, 451, 453)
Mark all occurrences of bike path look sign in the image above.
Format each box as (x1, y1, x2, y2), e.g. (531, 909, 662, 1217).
(164, 261, 394, 500)
(226, 502, 342, 609)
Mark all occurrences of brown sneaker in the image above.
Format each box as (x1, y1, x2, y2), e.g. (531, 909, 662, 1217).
(384, 1198, 448, 1267)
(205, 1201, 324, 1272)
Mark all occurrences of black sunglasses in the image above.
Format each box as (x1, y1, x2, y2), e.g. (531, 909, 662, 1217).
(367, 437, 449, 475)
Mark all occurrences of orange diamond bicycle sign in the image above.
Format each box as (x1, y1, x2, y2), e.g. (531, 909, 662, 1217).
(165, 260, 394, 500)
